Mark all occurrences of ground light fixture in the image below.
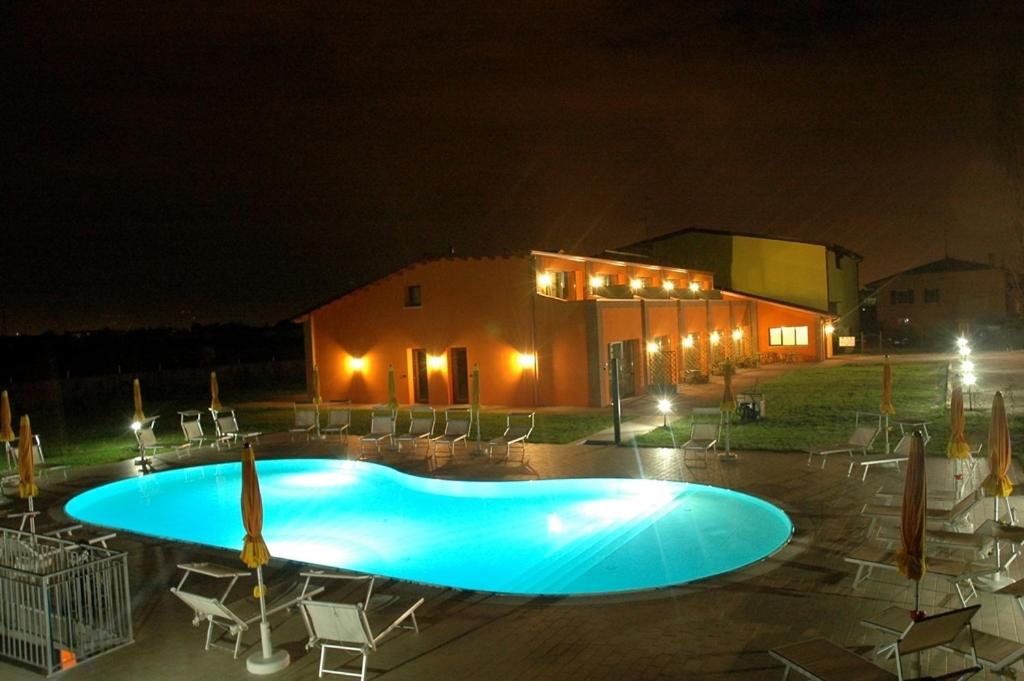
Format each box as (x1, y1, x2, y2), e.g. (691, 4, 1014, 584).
(962, 360, 975, 373)
(657, 398, 672, 427)
(963, 372, 977, 386)
(130, 421, 141, 432)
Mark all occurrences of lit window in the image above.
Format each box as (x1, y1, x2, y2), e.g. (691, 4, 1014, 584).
(769, 326, 809, 346)
(406, 285, 422, 307)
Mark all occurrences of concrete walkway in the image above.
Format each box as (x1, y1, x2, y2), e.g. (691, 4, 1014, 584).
(3, 428, 1024, 680)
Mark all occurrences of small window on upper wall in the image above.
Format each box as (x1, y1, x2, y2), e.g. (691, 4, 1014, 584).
(406, 285, 422, 307)
(924, 288, 940, 303)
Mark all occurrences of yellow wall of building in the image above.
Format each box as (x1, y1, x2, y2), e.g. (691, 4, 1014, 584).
(730, 236, 828, 312)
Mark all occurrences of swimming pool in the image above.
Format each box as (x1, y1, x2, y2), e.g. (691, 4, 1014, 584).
(66, 459, 792, 595)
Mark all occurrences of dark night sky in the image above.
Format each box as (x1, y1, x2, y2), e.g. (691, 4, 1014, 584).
(3, 1, 1022, 333)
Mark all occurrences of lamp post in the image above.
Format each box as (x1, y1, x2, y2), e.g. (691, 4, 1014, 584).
(657, 398, 672, 428)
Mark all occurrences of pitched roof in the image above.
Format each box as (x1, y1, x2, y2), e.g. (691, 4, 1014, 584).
(609, 227, 863, 261)
(864, 257, 999, 288)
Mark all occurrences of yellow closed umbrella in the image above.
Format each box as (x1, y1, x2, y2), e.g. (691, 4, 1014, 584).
(897, 431, 927, 618)
(947, 385, 971, 497)
(1, 390, 14, 443)
(132, 378, 145, 423)
(18, 415, 38, 533)
(386, 364, 398, 413)
(210, 371, 223, 413)
(239, 443, 288, 671)
(982, 391, 1014, 501)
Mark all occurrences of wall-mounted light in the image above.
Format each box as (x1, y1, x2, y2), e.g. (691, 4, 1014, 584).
(427, 354, 445, 370)
(629, 278, 643, 291)
(589, 275, 605, 288)
(662, 280, 675, 292)
(537, 272, 553, 288)
(710, 331, 721, 345)
(682, 335, 694, 349)
(348, 356, 366, 371)
(688, 281, 700, 293)
(732, 328, 743, 341)
(824, 323, 835, 335)
(517, 353, 536, 369)
(646, 341, 660, 354)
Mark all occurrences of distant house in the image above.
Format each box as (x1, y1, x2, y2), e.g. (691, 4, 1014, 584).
(866, 258, 1008, 341)
(606, 228, 862, 342)
(296, 251, 832, 408)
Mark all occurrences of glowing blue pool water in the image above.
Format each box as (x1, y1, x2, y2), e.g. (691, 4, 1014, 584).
(66, 459, 792, 595)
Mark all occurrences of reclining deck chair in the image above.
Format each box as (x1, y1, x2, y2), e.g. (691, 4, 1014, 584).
(861, 490, 984, 538)
(300, 595, 424, 681)
(2, 435, 67, 491)
(488, 412, 534, 463)
(289, 403, 320, 441)
(849, 430, 931, 482)
(680, 409, 720, 464)
(844, 543, 998, 606)
(359, 406, 396, 458)
(178, 410, 206, 451)
(171, 571, 324, 659)
(806, 424, 879, 469)
(211, 409, 261, 448)
(864, 604, 1023, 675)
(394, 407, 435, 456)
(430, 409, 472, 465)
(322, 403, 352, 443)
(771, 605, 982, 680)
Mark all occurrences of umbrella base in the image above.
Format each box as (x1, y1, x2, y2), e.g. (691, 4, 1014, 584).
(246, 649, 290, 675)
(975, 570, 1016, 592)
(717, 452, 739, 461)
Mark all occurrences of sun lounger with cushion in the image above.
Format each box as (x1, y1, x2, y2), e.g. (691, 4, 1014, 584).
(863, 604, 1022, 674)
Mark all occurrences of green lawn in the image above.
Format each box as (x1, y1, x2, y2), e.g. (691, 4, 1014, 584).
(636, 361, 1022, 455)
(31, 391, 617, 467)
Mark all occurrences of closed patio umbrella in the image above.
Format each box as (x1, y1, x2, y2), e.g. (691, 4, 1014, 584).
(18, 415, 38, 534)
(897, 431, 927, 619)
(240, 443, 289, 673)
(210, 371, 223, 413)
(982, 391, 1013, 510)
(471, 363, 481, 452)
(947, 385, 971, 497)
(880, 356, 895, 453)
(981, 391, 1014, 586)
(132, 378, 145, 424)
(387, 364, 398, 413)
(720, 360, 737, 459)
(1, 390, 14, 443)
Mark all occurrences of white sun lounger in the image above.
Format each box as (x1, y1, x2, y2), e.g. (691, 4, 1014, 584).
(395, 407, 436, 456)
(289, 403, 320, 441)
(680, 419, 719, 465)
(321, 403, 352, 443)
(300, 595, 424, 681)
(359, 406, 396, 458)
(844, 543, 998, 606)
(863, 604, 1023, 674)
(170, 571, 324, 658)
(806, 425, 878, 469)
(430, 409, 472, 464)
(487, 412, 534, 463)
(771, 606, 981, 681)
(861, 490, 984, 538)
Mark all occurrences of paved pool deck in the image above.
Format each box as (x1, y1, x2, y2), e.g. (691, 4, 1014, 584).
(3, 429, 1024, 681)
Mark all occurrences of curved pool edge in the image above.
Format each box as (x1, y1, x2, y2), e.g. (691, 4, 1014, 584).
(64, 457, 795, 597)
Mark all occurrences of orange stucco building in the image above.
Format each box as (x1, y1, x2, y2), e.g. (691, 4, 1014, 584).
(298, 251, 833, 408)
